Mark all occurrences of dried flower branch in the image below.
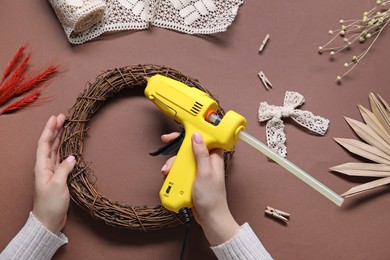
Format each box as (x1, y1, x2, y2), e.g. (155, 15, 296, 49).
(0, 54, 30, 104)
(14, 65, 57, 95)
(0, 90, 40, 115)
(0, 45, 58, 115)
(318, 0, 390, 82)
(1, 45, 26, 84)
(330, 93, 390, 198)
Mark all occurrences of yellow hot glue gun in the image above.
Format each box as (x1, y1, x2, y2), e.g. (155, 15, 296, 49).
(145, 75, 344, 213)
(145, 74, 246, 213)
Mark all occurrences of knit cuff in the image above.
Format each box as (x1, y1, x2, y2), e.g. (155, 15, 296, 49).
(210, 223, 273, 260)
(0, 212, 68, 260)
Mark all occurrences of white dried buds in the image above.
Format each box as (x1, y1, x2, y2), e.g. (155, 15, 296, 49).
(318, 0, 390, 82)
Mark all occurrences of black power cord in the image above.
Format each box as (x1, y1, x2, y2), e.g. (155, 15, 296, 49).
(179, 207, 191, 260)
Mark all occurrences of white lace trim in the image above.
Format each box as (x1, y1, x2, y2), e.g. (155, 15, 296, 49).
(49, 0, 107, 34)
(48, 0, 244, 44)
(258, 91, 330, 157)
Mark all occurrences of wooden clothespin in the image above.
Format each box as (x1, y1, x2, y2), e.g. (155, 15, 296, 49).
(259, 34, 270, 53)
(258, 71, 272, 90)
(265, 206, 290, 222)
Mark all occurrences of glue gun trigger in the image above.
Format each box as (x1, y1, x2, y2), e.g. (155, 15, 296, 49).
(149, 127, 185, 156)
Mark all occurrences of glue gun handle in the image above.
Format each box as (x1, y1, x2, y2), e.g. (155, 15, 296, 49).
(159, 133, 196, 213)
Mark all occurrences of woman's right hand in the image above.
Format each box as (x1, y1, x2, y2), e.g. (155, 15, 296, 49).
(160, 132, 240, 246)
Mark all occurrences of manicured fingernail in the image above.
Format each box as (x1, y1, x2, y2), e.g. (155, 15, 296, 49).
(193, 132, 203, 144)
(161, 164, 168, 173)
(66, 155, 75, 163)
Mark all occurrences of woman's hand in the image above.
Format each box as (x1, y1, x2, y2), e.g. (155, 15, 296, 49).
(32, 114, 76, 234)
(160, 132, 239, 245)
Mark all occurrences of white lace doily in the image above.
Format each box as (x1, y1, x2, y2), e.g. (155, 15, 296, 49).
(258, 91, 330, 157)
(48, 0, 244, 44)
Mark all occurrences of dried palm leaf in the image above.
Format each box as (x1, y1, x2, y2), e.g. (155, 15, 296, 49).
(331, 93, 390, 198)
(333, 138, 390, 165)
(344, 117, 390, 155)
(358, 105, 390, 145)
(341, 177, 390, 197)
(377, 94, 390, 113)
(330, 162, 390, 177)
(369, 93, 390, 135)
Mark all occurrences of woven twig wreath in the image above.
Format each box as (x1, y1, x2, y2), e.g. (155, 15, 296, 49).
(59, 64, 233, 231)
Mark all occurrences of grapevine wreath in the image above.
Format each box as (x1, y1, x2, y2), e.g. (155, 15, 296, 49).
(59, 64, 234, 231)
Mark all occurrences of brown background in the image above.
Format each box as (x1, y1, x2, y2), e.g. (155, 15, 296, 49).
(1, 0, 390, 259)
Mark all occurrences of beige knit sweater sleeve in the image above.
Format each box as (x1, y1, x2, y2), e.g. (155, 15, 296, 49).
(211, 223, 273, 260)
(1, 215, 271, 259)
(0, 212, 68, 260)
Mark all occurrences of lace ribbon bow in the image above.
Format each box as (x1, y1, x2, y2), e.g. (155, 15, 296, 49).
(258, 91, 330, 157)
